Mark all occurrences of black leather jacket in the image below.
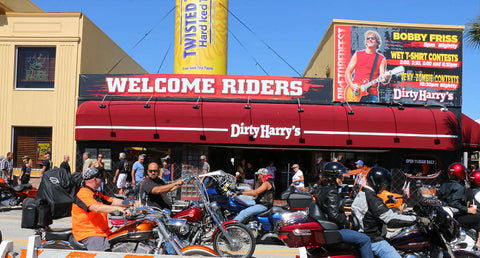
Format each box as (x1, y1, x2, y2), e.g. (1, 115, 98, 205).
(437, 180, 468, 215)
(315, 184, 349, 229)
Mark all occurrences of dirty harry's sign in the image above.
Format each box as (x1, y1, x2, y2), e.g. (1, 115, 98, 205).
(334, 25, 462, 106)
(79, 74, 332, 103)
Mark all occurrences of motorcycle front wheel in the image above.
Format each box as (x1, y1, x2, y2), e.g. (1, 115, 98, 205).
(213, 223, 255, 258)
(181, 245, 219, 256)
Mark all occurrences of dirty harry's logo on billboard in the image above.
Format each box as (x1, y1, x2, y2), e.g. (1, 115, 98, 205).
(334, 25, 462, 106)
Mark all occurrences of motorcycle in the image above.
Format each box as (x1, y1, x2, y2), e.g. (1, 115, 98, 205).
(277, 198, 478, 257)
(173, 174, 256, 258)
(0, 178, 37, 207)
(38, 205, 219, 256)
(201, 170, 288, 242)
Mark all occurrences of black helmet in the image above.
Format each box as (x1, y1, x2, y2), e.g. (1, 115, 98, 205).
(366, 167, 392, 193)
(321, 162, 348, 179)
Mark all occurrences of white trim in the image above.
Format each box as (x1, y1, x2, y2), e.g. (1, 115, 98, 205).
(75, 126, 228, 132)
(303, 130, 458, 138)
(75, 125, 458, 139)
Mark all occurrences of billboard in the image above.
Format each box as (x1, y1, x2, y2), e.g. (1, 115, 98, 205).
(334, 25, 462, 106)
(79, 74, 332, 104)
(174, 0, 228, 74)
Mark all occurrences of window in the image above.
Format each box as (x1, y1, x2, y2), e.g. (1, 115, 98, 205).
(13, 127, 52, 168)
(16, 47, 56, 89)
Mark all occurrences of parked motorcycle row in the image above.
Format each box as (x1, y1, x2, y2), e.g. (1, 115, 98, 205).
(5, 169, 480, 257)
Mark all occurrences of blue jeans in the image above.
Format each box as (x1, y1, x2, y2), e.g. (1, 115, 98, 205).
(234, 204, 268, 223)
(371, 240, 401, 258)
(339, 229, 373, 258)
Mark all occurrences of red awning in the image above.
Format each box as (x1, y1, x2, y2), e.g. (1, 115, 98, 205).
(75, 101, 460, 150)
(462, 114, 480, 149)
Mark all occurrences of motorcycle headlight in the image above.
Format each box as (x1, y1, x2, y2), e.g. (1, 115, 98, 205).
(210, 201, 220, 212)
(167, 218, 188, 234)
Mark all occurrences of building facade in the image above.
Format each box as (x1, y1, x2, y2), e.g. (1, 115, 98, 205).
(0, 0, 146, 172)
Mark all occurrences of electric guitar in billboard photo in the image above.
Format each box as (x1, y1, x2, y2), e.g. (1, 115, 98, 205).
(344, 66, 405, 102)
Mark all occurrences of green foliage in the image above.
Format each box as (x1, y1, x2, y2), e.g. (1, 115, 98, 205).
(466, 16, 480, 49)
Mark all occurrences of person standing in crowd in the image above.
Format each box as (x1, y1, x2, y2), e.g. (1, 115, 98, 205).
(236, 159, 246, 182)
(244, 162, 255, 186)
(19, 156, 32, 185)
(82, 152, 93, 172)
(131, 154, 146, 187)
(40, 152, 52, 174)
(266, 161, 277, 179)
(93, 153, 106, 191)
(343, 160, 371, 187)
(60, 154, 71, 173)
(291, 164, 305, 189)
(160, 161, 173, 183)
(200, 155, 210, 174)
(113, 152, 130, 195)
(0, 152, 14, 185)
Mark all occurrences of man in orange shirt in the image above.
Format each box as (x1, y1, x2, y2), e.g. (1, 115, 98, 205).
(72, 167, 132, 251)
(343, 160, 371, 187)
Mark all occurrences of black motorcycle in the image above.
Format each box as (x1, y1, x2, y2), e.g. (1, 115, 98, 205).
(388, 198, 478, 258)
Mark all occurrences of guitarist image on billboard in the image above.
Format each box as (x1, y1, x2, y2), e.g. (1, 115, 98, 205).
(345, 30, 392, 103)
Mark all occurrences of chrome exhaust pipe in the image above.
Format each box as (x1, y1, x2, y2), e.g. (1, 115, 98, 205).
(260, 233, 278, 241)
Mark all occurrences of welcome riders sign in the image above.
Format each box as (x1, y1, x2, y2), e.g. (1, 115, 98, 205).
(79, 74, 332, 104)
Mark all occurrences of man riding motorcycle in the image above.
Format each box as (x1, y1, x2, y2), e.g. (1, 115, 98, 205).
(352, 167, 427, 258)
(438, 163, 480, 250)
(72, 167, 133, 251)
(315, 162, 374, 258)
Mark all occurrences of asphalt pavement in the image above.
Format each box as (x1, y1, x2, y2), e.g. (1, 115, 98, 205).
(0, 209, 298, 257)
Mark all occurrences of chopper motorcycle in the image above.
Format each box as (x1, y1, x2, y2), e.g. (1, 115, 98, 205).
(172, 174, 256, 257)
(38, 205, 219, 256)
(108, 173, 256, 257)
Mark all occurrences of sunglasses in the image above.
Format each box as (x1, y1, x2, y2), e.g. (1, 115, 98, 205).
(148, 169, 160, 173)
(366, 36, 377, 41)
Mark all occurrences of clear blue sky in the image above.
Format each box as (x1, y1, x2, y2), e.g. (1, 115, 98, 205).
(35, 0, 480, 120)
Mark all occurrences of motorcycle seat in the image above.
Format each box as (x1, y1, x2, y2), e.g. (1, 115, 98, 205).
(13, 183, 32, 192)
(272, 206, 288, 214)
(318, 220, 338, 230)
(257, 209, 271, 217)
(45, 228, 72, 241)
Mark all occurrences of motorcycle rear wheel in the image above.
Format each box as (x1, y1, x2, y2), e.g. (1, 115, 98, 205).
(213, 223, 255, 258)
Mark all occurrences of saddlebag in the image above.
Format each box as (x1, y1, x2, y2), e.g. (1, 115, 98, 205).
(21, 198, 52, 229)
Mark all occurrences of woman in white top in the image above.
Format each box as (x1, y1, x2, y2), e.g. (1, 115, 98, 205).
(291, 164, 304, 189)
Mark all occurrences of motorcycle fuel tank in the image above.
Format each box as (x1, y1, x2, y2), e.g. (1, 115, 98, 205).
(108, 219, 155, 243)
(388, 226, 429, 251)
(173, 206, 204, 222)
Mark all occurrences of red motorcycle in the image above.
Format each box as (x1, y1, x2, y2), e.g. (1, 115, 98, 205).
(277, 202, 360, 257)
(0, 178, 37, 206)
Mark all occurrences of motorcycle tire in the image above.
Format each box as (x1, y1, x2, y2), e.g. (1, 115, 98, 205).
(213, 223, 255, 258)
(181, 245, 219, 256)
(453, 250, 479, 258)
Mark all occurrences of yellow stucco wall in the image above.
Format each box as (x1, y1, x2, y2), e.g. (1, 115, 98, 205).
(0, 11, 146, 171)
(0, 0, 43, 12)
